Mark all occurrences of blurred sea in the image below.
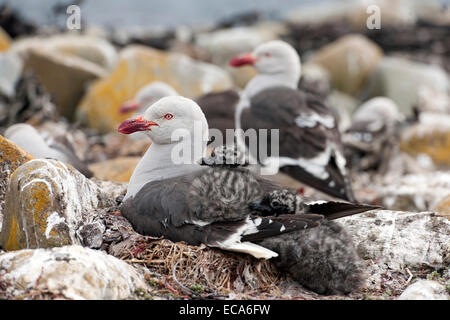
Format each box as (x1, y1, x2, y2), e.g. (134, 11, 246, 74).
(1, 0, 449, 30)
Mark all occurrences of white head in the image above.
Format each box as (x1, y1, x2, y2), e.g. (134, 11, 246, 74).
(119, 81, 178, 115)
(229, 40, 301, 95)
(118, 96, 209, 146)
(353, 97, 404, 124)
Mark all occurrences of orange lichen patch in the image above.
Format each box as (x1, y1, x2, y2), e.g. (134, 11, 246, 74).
(0, 135, 34, 170)
(400, 130, 450, 167)
(76, 45, 232, 133)
(0, 27, 11, 52)
(434, 194, 450, 220)
(89, 156, 140, 182)
(3, 216, 21, 251)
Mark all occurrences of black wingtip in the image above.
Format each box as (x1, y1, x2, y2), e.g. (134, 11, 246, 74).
(306, 201, 381, 220)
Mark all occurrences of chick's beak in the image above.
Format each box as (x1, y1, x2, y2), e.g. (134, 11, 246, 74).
(229, 53, 258, 67)
(117, 116, 158, 134)
(119, 100, 142, 114)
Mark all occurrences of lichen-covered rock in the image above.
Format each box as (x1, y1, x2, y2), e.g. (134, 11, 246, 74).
(366, 58, 449, 116)
(0, 245, 148, 299)
(341, 210, 450, 271)
(398, 280, 449, 300)
(400, 113, 450, 167)
(10, 35, 117, 120)
(0, 135, 34, 228)
(0, 159, 115, 251)
(0, 27, 10, 52)
(309, 34, 383, 96)
(89, 156, 140, 183)
(76, 45, 233, 133)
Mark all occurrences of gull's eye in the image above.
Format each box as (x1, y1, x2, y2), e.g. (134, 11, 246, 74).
(264, 52, 271, 57)
(164, 113, 174, 120)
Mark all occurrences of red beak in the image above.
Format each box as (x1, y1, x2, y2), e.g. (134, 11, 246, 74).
(229, 53, 258, 67)
(117, 116, 159, 134)
(119, 100, 142, 114)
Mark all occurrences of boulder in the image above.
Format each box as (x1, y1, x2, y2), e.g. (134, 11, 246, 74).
(0, 245, 148, 299)
(10, 35, 118, 120)
(341, 210, 450, 271)
(365, 57, 449, 116)
(89, 156, 140, 183)
(0, 159, 115, 251)
(0, 135, 34, 229)
(196, 24, 284, 88)
(398, 280, 449, 300)
(0, 52, 23, 97)
(400, 113, 450, 167)
(309, 34, 383, 96)
(0, 26, 10, 52)
(76, 45, 233, 133)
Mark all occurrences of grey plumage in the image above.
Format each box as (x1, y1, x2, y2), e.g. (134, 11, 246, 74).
(242, 87, 355, 202)
(121, 165, 375, 294)
(257, 220, 365, 295)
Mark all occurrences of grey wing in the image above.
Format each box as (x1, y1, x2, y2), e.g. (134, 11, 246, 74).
(246, 87, 355, 202)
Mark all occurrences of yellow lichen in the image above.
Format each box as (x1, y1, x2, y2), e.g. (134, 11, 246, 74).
(4, 216, 21, 251)
(76, 46, 231, 133)
(89, 157, 140, 182)
(400, 131, 450, 166)
(0, 27, 11, 52)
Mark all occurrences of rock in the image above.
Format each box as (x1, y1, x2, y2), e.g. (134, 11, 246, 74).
(415, 0, 450, 26)
(0, 26, 10, 52)
(89, 157, 140, 183)
(371, 171, 450, 212)
(10, 35, 118, 120)
(365, 57, 449, 116)
(0, 135, 34, 229)
(0, 245, 148, 299)
(0, 52, 22, 97)
(400, 113, 450, 167)
(433, 194, 450, 220)
(347, 0, 417, 30)
(325, 90, 359, 131)
(0, 159, 115, 251)
(287, 0, 416, 29)
(398, 280, 449, 300)
(309, 34, 383, 96)
(76, 45, 233, 133)
(196, 24, 284, 88)
(341, 210, 450, 271)
(285, 1, 358, 26)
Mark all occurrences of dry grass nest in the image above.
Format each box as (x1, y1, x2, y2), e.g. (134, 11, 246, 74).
(115, 236, 285, 299)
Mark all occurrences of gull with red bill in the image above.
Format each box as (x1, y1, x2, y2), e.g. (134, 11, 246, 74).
(228, 40, 356, 202)
(117, 95, 378, 295)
